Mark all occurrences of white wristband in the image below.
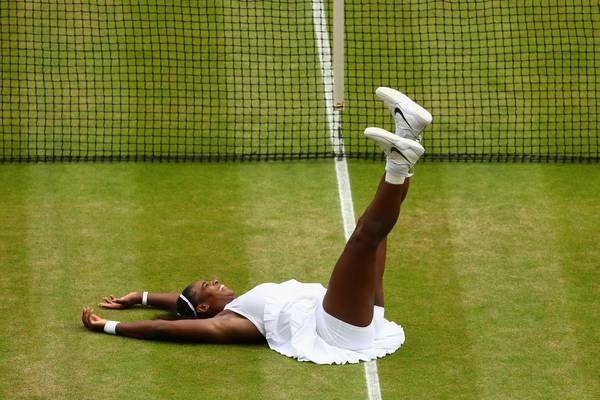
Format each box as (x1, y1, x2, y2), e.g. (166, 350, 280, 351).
(142, 291, 149, 306)
(104, 320, 119, 335)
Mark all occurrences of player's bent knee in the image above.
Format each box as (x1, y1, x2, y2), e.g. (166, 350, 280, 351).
(349, 219, 385, 249)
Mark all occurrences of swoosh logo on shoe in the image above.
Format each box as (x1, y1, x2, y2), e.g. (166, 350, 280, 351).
(394, 107, 412, 129)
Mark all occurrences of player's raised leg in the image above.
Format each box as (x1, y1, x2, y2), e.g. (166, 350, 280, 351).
(374, 180, 409, 308)
(323, 134, 425, 327)
(323, 173, 410, 327)
(323, 90, 431, 327)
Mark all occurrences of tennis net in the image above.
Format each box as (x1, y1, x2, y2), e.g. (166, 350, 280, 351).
(1, 0, 598, 162)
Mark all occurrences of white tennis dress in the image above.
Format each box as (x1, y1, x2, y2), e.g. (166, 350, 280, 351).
(224, 279, 405, 365)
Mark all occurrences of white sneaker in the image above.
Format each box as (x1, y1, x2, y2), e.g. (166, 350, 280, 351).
(364, 127, 424, 169)
(375, 87, 432, 143)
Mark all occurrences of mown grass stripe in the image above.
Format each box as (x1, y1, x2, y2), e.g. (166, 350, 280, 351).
(239, 161, 366, 399)
(310, 0, 382, 397)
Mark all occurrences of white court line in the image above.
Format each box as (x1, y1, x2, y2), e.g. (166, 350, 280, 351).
(310, 1, 383, 399)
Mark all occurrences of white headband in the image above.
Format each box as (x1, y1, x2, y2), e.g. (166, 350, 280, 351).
(179, 294, 198, 317)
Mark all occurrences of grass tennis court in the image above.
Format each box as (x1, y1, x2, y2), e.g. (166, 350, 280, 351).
(0, 161, 598, 399)
(1, 0, 599, 398)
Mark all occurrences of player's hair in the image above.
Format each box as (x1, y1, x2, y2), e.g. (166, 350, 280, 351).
(156, 283, 197, 320)
(176, 284, 198, 319)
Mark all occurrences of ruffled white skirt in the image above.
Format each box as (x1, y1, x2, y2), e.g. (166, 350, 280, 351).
(263, 280, 405, 365)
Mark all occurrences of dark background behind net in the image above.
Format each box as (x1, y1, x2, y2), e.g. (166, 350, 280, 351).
(1, 0, 598, 162)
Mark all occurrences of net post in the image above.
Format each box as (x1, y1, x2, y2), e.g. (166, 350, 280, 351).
(333, 0, 344, 109)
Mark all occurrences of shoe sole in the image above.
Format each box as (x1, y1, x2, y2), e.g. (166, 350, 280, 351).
(375, 87, 433, 126)
(364, 127, 425, 163)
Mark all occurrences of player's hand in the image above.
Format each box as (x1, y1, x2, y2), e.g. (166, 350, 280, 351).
(81, 307, 107, 332)
(99, 292, 139, 309)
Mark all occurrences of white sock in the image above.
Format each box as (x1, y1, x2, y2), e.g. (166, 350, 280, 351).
(385, 159, 412, 185)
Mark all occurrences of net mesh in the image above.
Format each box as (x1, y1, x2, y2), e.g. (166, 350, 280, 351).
(1, 0, 598, 162)
(345, 0, 599, 162)
(1, 0, 331, 161)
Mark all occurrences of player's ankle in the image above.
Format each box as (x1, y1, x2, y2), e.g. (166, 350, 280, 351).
(385, 160, 412, 185)
(384, 171, 406, 184)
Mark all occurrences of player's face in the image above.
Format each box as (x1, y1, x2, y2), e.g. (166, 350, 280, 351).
(194, 279, 235, 303)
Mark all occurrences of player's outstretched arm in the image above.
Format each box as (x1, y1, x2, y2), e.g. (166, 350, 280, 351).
(81, 307, 263, 343)
(99, 292, 179, 310)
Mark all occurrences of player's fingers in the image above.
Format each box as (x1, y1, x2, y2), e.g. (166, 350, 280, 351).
(82, 307, 90, 327)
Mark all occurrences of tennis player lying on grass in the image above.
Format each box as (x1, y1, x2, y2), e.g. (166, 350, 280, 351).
(82, 87, 432, 364)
